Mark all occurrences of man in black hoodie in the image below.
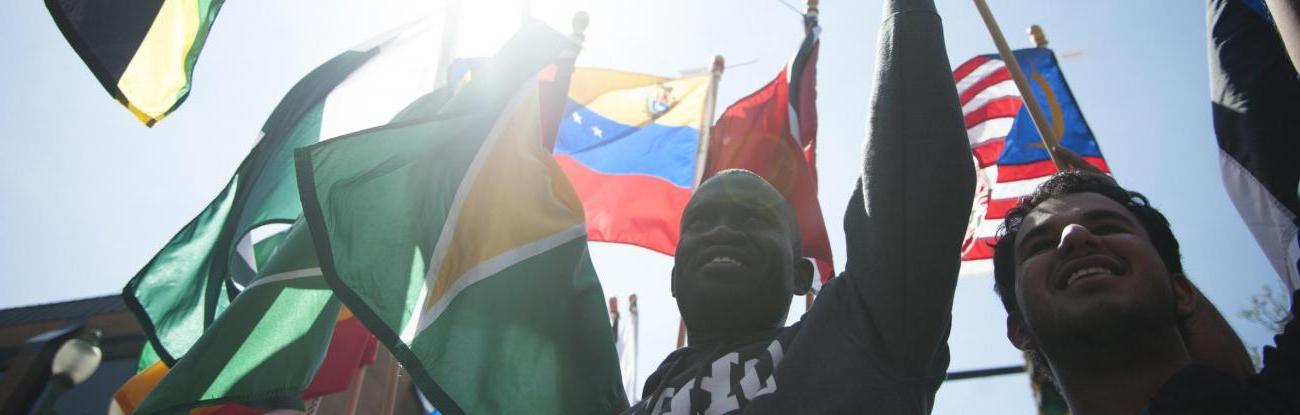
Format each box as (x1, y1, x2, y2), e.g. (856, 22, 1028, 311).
(626, 0, 974, 412)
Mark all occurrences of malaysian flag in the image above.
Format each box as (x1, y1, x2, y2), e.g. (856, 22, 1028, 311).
(953, 48, 1110, 275)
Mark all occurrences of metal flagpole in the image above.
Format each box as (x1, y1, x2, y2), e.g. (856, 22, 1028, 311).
(971, 0, 1065, 170)
(629, 294, 640, 402)
(803, 0, 820, 313)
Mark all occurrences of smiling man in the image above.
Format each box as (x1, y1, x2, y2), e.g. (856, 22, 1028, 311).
(993, 171, 1300, 414)
(627, 0, 975, 412)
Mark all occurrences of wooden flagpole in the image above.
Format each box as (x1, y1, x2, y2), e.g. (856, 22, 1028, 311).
(381, 354, 400, 415)
(433, 0, 461, 89)
(678, 55, 726, 349)
(971, 0, 1065, 171)
(693, 55, 727, 187)
(343, 364, 368, 415)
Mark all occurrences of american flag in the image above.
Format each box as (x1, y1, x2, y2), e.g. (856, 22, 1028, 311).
(953, 49, 1110, 275)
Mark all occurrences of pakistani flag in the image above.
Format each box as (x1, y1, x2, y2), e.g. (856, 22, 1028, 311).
(124, 19, 449, 365)
(296, 21, 625, 414)
(135, 220, 341, 414)
(45, 0, 225, 125)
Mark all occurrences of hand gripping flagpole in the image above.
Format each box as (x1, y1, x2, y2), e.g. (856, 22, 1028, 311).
(971, 0, 1065, 171)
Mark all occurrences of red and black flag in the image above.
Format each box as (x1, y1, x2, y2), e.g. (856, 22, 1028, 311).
(704, 11, 835, 287)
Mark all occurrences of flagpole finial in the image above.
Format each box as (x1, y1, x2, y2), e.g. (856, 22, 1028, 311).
(1029, 24, 1048, 48)
(804, 0, 820, 33)
(712, 55, 726, 75)
(571, 11, 589, 40)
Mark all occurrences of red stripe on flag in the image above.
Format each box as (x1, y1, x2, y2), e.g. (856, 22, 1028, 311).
(963, 236, 999, 261)
(997, 157, 1110, 182)
(964, 97, 1023, 128)
(953, 56, 992, 83)
(972, 139, 1005, 167)
(555, 155, 689, 256)
(996, 160, 1059, 182)
(985, 197, 1020, 220)
(959, 69, 1013, 105)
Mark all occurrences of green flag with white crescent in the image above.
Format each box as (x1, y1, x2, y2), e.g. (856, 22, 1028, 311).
(295, 21, 625, 414)
(135, 220, 340, 414)
(123, 19, 448, 364)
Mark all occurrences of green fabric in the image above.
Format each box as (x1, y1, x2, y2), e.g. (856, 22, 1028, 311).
(296, 22, 623, 415)
(170, 0, 225, 116)
(122, 48, 374, 364)
(135, 220, 340, 414)
(136, 342, 160, 373)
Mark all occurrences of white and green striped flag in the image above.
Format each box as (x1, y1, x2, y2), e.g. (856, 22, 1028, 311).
(295, 21, 625, 414)
(123, 17, 449, 365)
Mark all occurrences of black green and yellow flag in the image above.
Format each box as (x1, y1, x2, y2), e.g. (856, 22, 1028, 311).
(45, 0, 225, 126)
(295, 21, 625, 414)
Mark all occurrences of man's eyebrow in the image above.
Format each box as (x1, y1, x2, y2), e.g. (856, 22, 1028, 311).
(1017, 220, 1051, 249)
(1081, 208, 1136, 225)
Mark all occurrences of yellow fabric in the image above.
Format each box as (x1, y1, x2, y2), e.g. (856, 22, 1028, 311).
(425, 90, 586, 310)
(116, 0, 200, 124)
(112, 361, 224, 415)
(569, 68, 711, 128)
(112, 361, 168, 415)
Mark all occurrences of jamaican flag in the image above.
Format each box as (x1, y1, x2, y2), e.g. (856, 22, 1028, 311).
(45, 0, 224, 126)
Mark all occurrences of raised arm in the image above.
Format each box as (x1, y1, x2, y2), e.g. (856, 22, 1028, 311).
(843, 0, 974, 375)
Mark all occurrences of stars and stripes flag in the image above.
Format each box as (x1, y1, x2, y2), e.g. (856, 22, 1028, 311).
(953, 48, 1110, 275)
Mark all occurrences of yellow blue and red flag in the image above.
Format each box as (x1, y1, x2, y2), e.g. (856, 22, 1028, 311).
(553, 69, 713, 255)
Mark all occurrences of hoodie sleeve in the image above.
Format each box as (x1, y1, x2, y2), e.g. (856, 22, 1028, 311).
(841, 0, 975, 380)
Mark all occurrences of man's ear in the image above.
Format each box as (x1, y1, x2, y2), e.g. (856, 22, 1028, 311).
(793, 258, 814, 295)
(1007, 313, 1036, 351)
(670, 266, 678, 298)
(1171, 272, 1197, 318)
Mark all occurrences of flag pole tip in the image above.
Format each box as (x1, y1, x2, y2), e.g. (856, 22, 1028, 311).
(712, 55, 726, 74)
(1029, 24, 1048, 48)
(571, 11, 590, 37)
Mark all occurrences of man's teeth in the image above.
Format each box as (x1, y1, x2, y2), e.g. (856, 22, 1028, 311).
(1067, 266, 1112, 285)
(710, 256, 743, 266)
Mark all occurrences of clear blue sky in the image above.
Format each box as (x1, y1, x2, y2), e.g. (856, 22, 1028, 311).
(0, 0, 1285, 413)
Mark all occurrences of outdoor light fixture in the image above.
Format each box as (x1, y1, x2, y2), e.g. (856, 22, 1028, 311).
(31, 329, 102, 415)
(50, 329, 103, 386)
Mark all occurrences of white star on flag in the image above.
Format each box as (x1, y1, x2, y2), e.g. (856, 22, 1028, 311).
(592, 126, 603, 138)
(572, 112, 583, 124)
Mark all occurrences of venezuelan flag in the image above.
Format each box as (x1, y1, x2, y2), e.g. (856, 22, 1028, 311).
(46, 0, 224, 126)
(554, 69, 713, 255)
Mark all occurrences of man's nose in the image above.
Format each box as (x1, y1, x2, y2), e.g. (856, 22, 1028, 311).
(1057, 223, 1100, 257)
(700, 220, 745, 243)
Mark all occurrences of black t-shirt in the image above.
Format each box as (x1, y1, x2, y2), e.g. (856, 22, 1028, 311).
(1146, 289, 1300, 415)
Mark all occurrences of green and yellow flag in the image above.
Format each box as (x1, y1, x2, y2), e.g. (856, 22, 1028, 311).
(295, 21, 625, 414)
(45, 0, 225, 126)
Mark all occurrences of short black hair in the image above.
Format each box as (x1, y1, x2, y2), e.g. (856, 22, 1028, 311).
(992, 171, 1184, 314)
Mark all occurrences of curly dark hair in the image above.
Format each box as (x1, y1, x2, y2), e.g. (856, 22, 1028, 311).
(992, 171, 1185, 315)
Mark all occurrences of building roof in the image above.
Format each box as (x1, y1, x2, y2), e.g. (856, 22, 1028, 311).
(0, 295, 126, 328)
